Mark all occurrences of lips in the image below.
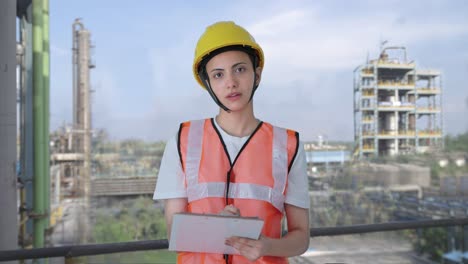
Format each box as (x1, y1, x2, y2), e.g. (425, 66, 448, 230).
(226, 92, 241, 99)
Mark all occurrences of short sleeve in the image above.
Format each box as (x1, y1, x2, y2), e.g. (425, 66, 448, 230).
(152, 134, 187, 200)
(284, 141, 310, 209)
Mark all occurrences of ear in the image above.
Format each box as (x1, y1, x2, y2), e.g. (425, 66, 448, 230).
(255, 66, 262, 85)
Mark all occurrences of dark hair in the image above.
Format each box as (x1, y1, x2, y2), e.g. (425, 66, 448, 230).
(197, 45, 259, 76)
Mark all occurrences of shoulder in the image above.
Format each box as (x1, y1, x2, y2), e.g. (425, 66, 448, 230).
(262, 122, 300, 150)
(176, 118, 212, 166)
(262, 121, 299, 137)
(178, 118, 212, 132)
(262, 121, 301, 170)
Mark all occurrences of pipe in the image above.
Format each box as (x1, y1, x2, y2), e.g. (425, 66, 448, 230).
(54, 166, 60, 205)
(19, 9, 28, 251)
(33, 0, 46, 251)
(0, 0, 19, 259)
(72, 19, 83, 131)
(42, 0, 50, 231)
(72, 20, 93, 243)
(19, 2, 35, 246)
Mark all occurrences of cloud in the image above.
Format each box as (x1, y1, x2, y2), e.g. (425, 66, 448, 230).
(231, 7, 468, 140)
(51, 1, 468, 141)
(248, 10, 310, 37)
(250, 10, 468, 74)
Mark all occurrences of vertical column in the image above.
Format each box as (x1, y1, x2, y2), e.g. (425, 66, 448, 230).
(447, 226, 456, 253)
(72, 21, 94, 244)
(42, 0, 51, 231)
(19, 4, 35, 247)
(0, 0, 19, 260)
(373, 63, 379, 157)
(395, 110, 399, 155)
(33, 0, 47, 252)
(414, 76, 419, 152)
(440, 74, 444, 149)
(463, 225, 468, 263)
(353, 69, 359, 158)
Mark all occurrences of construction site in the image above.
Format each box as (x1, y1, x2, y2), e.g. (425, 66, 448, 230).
(1, 1, 468, 263)
(353, 46, 443, 159)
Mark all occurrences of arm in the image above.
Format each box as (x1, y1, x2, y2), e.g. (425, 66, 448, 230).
(265, 204, 310, 256)
(164, 198, 188, 240)
(152, 134, 189, 240)
(225, 204, 309, 261)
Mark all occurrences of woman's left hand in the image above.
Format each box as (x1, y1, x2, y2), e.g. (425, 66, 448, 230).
(219, 204, 240, 216)
(225, 235, 271, 261)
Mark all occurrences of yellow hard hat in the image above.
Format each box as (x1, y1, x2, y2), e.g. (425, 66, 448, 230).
(193, 21, 264, 89)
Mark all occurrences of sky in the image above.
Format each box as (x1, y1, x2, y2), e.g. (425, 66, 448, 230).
(47, 0, 468, 142)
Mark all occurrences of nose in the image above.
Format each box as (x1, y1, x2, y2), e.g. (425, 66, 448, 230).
(225, 72, 238, 89)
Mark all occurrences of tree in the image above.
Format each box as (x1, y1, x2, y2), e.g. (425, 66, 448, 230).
(91, 197, 175, 263)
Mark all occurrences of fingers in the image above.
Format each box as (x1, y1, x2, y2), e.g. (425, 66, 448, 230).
(225, 237, 252, 247)
(219, 204, 240, 216)
(225, 236, 267, 261)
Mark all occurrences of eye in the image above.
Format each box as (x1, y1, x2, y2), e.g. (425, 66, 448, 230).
(235, 66, 246, 73)
(212, 72, 223, 79)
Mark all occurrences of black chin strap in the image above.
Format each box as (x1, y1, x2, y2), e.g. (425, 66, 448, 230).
(248, 55, 260, 103)
(200, 71, 231, 113)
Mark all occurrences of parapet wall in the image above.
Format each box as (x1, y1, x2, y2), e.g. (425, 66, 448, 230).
(349, 163, 431, 188)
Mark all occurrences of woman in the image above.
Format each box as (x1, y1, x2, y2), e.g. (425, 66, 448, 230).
(153, 21, 310, 263)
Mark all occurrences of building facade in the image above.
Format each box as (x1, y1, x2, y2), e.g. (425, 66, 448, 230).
(354, 46, 443, 159)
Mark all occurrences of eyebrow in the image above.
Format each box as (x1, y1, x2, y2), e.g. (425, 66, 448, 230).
(209, 62, 247, 73)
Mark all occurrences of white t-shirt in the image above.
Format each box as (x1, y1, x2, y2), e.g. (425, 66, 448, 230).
(153, 119, 310, 209)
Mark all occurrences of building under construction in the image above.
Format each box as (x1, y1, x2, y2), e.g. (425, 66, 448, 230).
(353, 46, 443, 159)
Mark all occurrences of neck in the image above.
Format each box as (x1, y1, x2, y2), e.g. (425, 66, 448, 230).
(216, 103, 258, 137)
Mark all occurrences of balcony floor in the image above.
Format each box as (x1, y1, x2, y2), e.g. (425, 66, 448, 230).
(291, 233, 435, 264)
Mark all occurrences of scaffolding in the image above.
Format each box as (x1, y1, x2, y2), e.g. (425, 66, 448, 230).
(353, 46, 443, 159)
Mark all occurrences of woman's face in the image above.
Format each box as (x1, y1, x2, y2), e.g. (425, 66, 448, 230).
(205, 50, 262, 112)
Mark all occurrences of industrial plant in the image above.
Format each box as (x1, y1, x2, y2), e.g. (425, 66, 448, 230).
(50, 19, 94, 200)
(1, 1, 468, 263)
(353, 46, 443, 159)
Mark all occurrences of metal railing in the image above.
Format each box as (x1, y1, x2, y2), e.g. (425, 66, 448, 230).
(1, 218, 468, 262)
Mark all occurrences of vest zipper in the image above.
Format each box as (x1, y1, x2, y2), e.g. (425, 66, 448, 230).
(211, 118, 264, 264)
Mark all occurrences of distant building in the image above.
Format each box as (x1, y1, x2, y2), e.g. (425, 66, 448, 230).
(304, 142, 350, 175)
(353, 46, 443, 159)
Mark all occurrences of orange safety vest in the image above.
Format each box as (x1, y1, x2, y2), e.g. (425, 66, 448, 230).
(176, 118, 299, 264)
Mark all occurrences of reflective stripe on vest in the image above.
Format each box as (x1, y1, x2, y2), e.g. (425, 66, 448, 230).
(185, 119, 288, 212)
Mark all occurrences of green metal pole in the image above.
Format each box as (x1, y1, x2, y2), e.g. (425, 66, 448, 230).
(19, 3, 36, 246)
(32, 0, 45, 251)
(42, 0, 50, 230)
(0, 0, 19, 260)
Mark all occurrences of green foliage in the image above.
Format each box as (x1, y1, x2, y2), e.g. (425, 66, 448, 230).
(310, 192, 391, 227)
(91, 197, 176, 263)
(369, 156, 386, 164)
(395, 155, 410, 164)
(93, 197, 167, 242)
(430, 163, 440, 182)
(88, 250, 176, 264)
(445, 132, 468, 152)
(411, 228, 447, 262)
(92, 138, 166, 178)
